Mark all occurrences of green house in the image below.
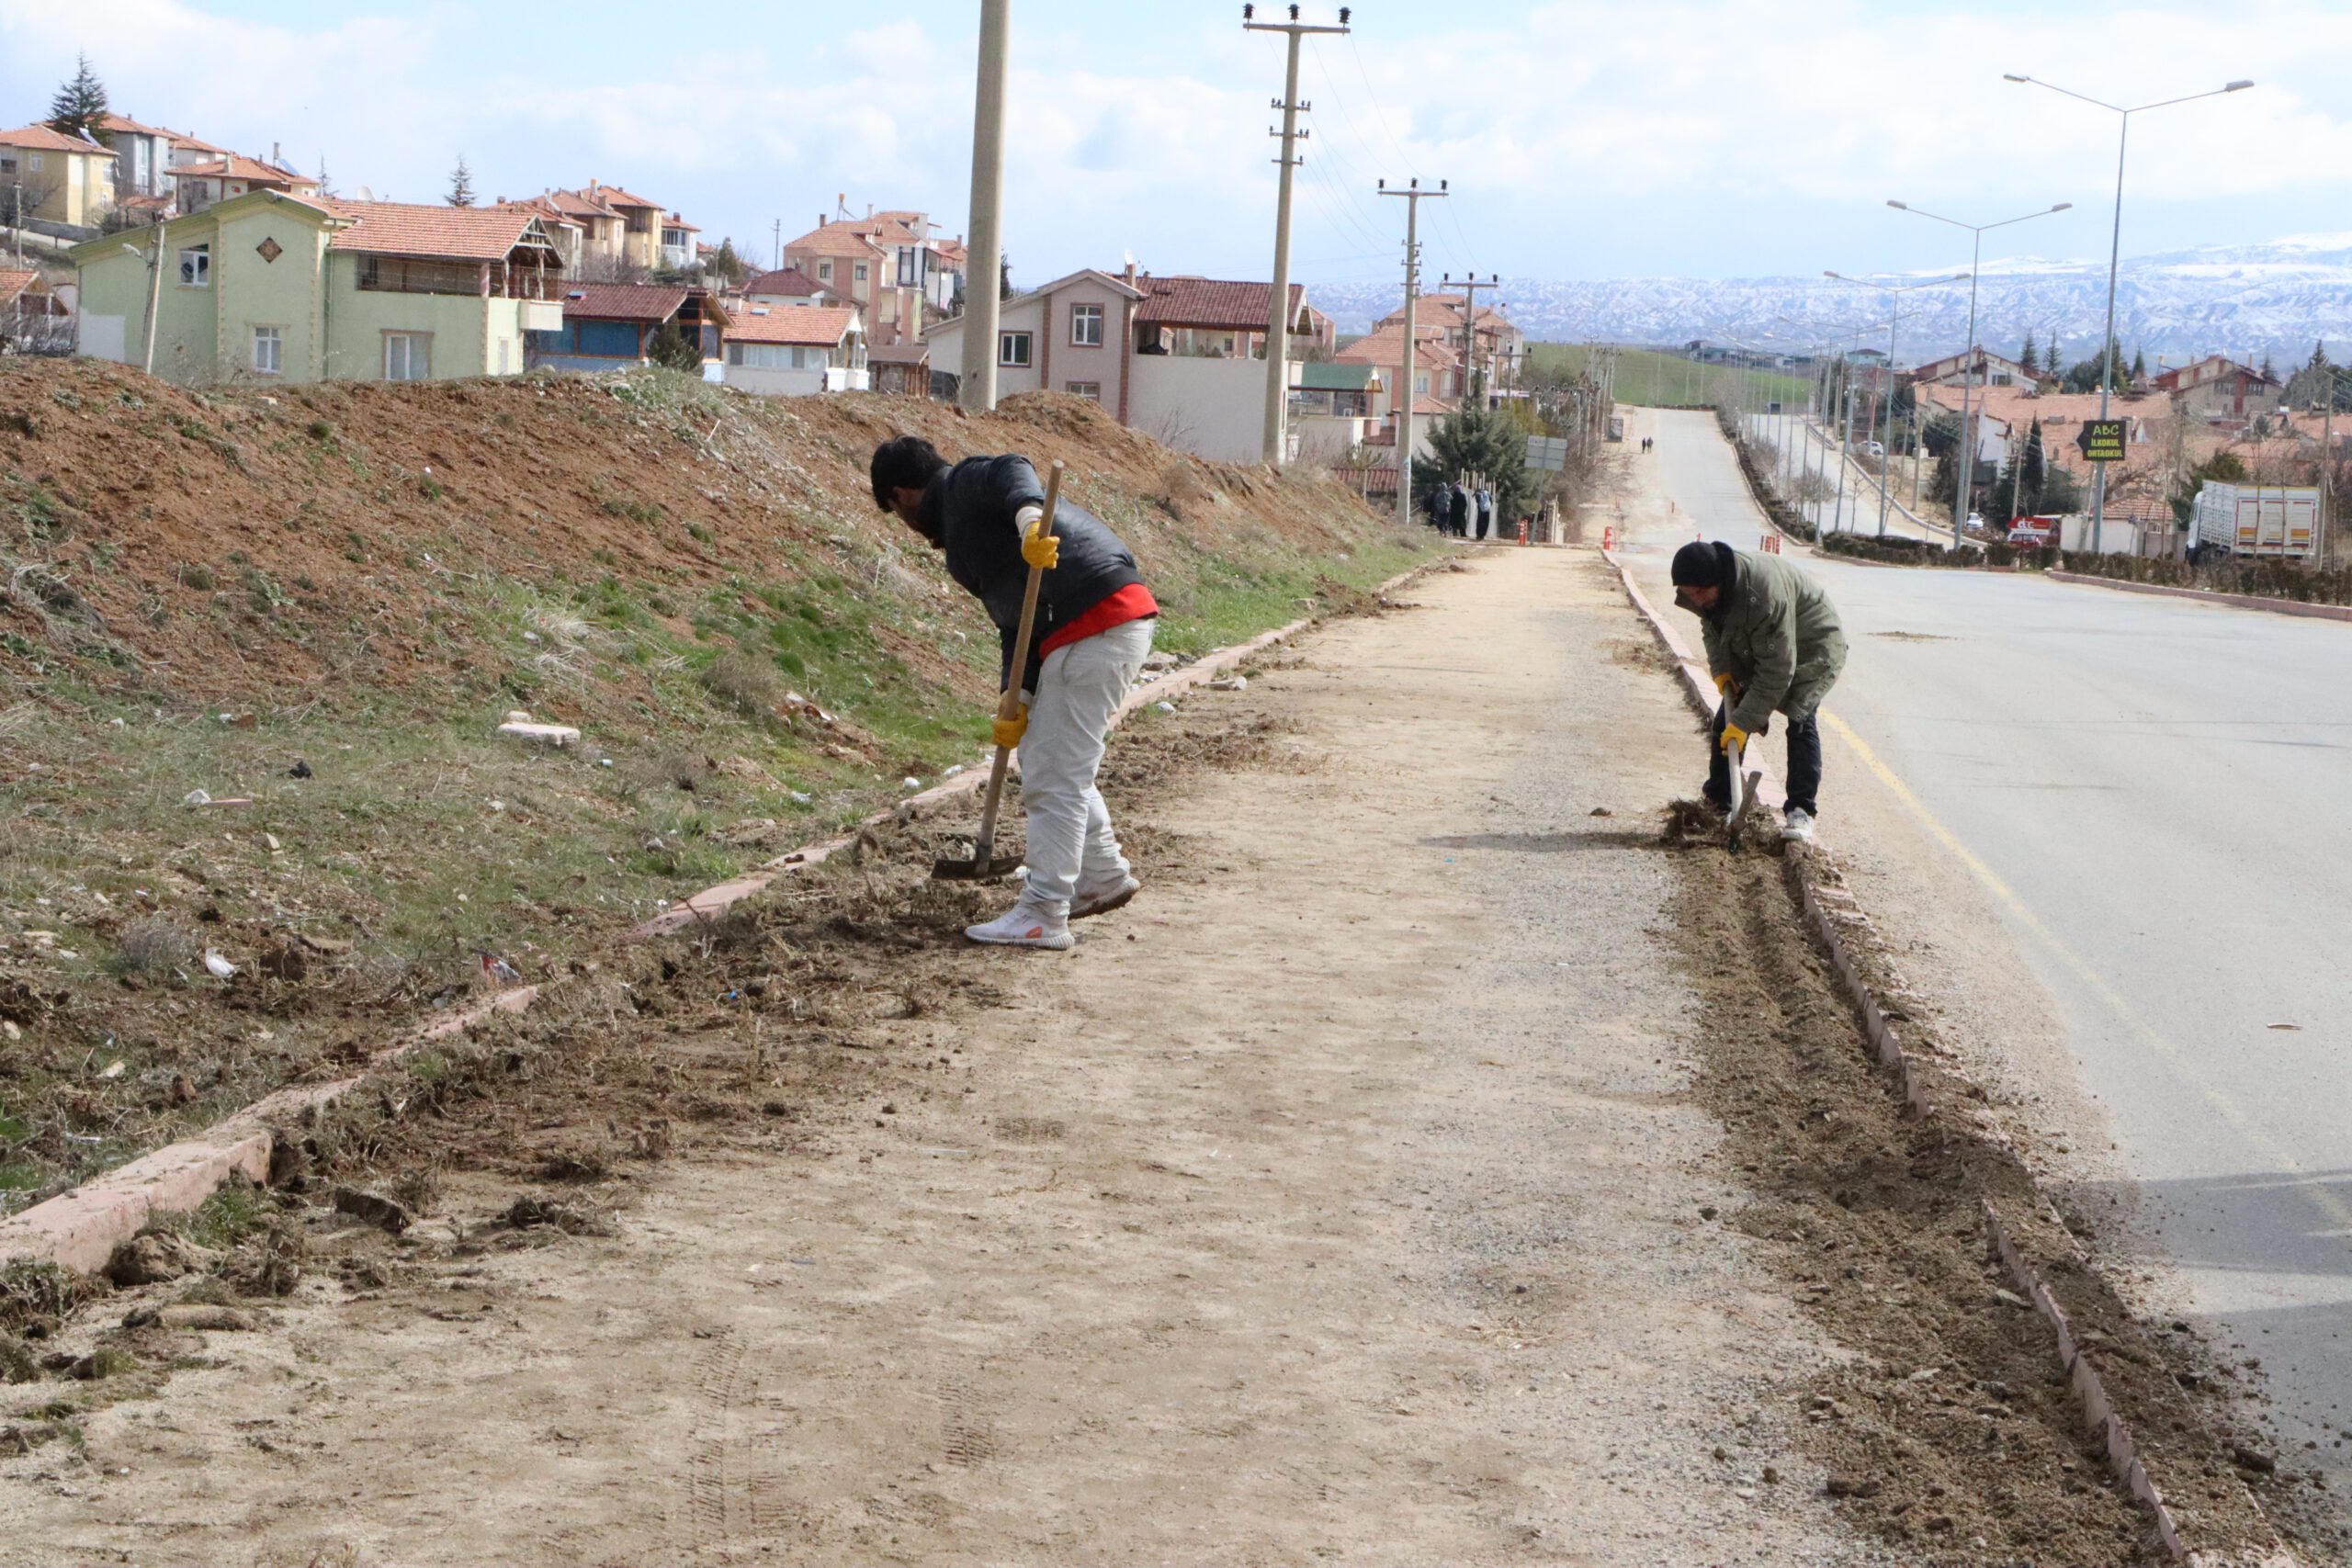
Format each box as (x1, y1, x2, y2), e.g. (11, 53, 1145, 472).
(70, 188, 565, 387)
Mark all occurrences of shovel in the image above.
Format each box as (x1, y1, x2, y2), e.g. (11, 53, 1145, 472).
(1723, 733, 1764, 853)
(933, 458, 1065, 881)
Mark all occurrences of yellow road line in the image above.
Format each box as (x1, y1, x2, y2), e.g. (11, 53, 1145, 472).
(1821, 709, 2352, 1234)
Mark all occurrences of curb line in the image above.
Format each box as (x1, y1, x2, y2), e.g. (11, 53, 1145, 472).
(0, 560, 1436, 1277)
(2046, 570, 2352, 625)
(1601, 543, 2230, 1563)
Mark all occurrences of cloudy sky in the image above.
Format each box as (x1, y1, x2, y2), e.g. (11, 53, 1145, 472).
(6, 0, 2348, 288)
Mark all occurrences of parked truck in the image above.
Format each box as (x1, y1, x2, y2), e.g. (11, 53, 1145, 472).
(2193, 482, 2320, 559)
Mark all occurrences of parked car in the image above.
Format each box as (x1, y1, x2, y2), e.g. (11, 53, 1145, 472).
(1860, 440, 1886, 458)
(2006, 515, 2062, 549)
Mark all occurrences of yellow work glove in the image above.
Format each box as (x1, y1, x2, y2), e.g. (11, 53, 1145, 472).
(1021, 527, 1059, 570)
(992, 707, 1028, 750)
(1720, 721, 1750, 757)
(1713, 672, 1738, 696)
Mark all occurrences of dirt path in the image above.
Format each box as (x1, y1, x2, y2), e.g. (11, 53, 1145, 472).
(5, 547, 1907, 1566)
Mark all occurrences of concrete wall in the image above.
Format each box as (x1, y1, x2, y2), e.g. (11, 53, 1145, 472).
(726, 364, 827, 397)
(1128, 354, 1266, 463)
(1294, 413, 1374, 468)
(216, 203, 331, 381)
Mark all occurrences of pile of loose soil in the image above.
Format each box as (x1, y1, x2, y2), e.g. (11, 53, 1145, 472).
(1659, 839, 2296, 1563)
(0, 360, 1403, 711)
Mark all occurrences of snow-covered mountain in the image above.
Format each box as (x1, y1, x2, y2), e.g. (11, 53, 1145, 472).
(1310, 234, 2352, 365)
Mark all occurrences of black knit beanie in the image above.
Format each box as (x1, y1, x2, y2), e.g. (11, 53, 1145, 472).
(1670, 540, 1736, 589)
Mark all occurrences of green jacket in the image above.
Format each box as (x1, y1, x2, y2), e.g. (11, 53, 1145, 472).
(1702, 549, 1847, 732)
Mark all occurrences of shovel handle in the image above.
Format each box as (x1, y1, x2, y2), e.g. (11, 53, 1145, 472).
(969, 460, 1065, 864)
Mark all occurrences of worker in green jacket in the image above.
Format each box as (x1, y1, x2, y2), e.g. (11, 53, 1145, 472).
(1670, 540, 1847, 841)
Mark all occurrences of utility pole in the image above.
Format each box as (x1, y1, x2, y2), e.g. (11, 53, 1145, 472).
(141, 218, 167, 377)
(1379, 175, 1444, 531)
(1244, 4, 1351, 465)
(772, 218, 782, 274)
(1442, 272, 1499, 401)
(960, 0, 1011, 413)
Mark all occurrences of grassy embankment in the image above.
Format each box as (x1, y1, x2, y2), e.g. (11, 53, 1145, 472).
(0, 361, 1420, 1210)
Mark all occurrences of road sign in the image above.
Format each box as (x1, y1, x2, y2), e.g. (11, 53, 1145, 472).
(1524, 435, 1568, 472)
(2075, 419, 2127, 463)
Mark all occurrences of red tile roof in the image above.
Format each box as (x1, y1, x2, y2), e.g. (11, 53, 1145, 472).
(741, 266, 831, 299)
(166, 131, 233, 156)
(94, 111, 178, 139)
(322, 199, 555, 262)
(585, 183, 662, 210)
(0, 267, 49, 305)
(663, 213, 700, 231)
(868, 337, 929, 365)
(785, 221, 888, 260)
(170, 154, 315, 186)
(1132, 275, 1306, 332)
(543, 187, 620, 220)
(728, 303, 856, 346)
(560, 282, 690, 322)
(0, 123, 112, 154)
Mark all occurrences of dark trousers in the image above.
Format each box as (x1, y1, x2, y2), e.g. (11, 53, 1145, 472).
(1706, 705, 1824, 817)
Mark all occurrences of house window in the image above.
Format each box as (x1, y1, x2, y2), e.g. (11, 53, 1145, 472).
(27, 153, 43, 174)
(1066, 381, 1101, 402)
(854, 262, 868, 282)
(1414, 372, 1430, 395)
(1070, 304, 1103, 347)
(178, 245, 210, 287)
(728, 343, 820, 370)
(817, 261, 831, 280)
(898, 248, 918, 287)
(496, 337, 512, 376)
(252, 326, 282, 376)
(999, 331, 1032, 368)
(384, 332, 431, 382)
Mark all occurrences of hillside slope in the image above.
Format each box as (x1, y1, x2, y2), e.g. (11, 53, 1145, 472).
(0, 362, 1419, 1212)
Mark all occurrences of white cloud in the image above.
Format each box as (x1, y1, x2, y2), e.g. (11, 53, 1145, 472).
(6, 0, 2349, 277)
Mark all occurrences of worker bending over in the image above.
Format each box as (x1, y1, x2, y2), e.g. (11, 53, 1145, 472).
(871, 435, 1158, 949)
(1670, 540, 1846, 842)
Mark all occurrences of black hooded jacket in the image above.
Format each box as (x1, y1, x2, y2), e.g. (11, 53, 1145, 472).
(917, 454, 1148, 690)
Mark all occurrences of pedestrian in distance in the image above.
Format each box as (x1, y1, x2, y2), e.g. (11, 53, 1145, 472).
(1476, 487, 1495, 541)
(1447, 482, 1470, 538)
(1669, 540, 1847, 842)
(871, 435, 1157, 949)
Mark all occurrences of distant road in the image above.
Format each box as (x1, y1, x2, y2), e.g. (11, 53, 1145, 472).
(1619, 407, 2352, 1506)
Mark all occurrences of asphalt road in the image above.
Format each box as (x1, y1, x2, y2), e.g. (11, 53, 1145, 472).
(1619, 407, 2352, 1506)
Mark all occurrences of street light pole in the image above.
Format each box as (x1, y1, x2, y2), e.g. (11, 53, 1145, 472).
(2005, 73, 2253, 552)
(1245, 4, 1352, 466)
(1824, 272, 1967, 539)
(1887, 199, 2073, 545)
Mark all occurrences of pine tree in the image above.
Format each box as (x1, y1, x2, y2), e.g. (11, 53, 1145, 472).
(2018, 331, 2038, 377)
(2131, 346, 2146, 380)
(447, 155, 476, 208)
(2310, 341, 2332, 370)
(2022, 418, 2047, 514)
(47, 52, 110, 143)
(2261, 350, 2278, 382)
(707, 238, 745, 285)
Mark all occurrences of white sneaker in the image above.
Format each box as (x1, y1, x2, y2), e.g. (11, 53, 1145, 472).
(1781, 807, 1816, 843)
(965, 895, 1075, 951)
(1070, 874, 1141, 920)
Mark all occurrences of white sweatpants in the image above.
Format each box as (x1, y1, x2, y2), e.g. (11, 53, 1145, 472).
(1017, 616, 1154, 908)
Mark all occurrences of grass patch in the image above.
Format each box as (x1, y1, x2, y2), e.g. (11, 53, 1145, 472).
(1532, 343, 1810, 410)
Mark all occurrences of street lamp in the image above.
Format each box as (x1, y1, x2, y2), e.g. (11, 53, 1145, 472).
(1823, 271, 1968, 536)
(2006, 73, 2253, 552)
(1886, 200, 2072, 547)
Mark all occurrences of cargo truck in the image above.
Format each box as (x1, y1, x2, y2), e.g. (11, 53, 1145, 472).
(2193, 482, 2320, 559)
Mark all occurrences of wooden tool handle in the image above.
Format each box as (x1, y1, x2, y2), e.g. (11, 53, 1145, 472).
(969, 459, 1065, 867)
(996, 459, 1063, 720)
